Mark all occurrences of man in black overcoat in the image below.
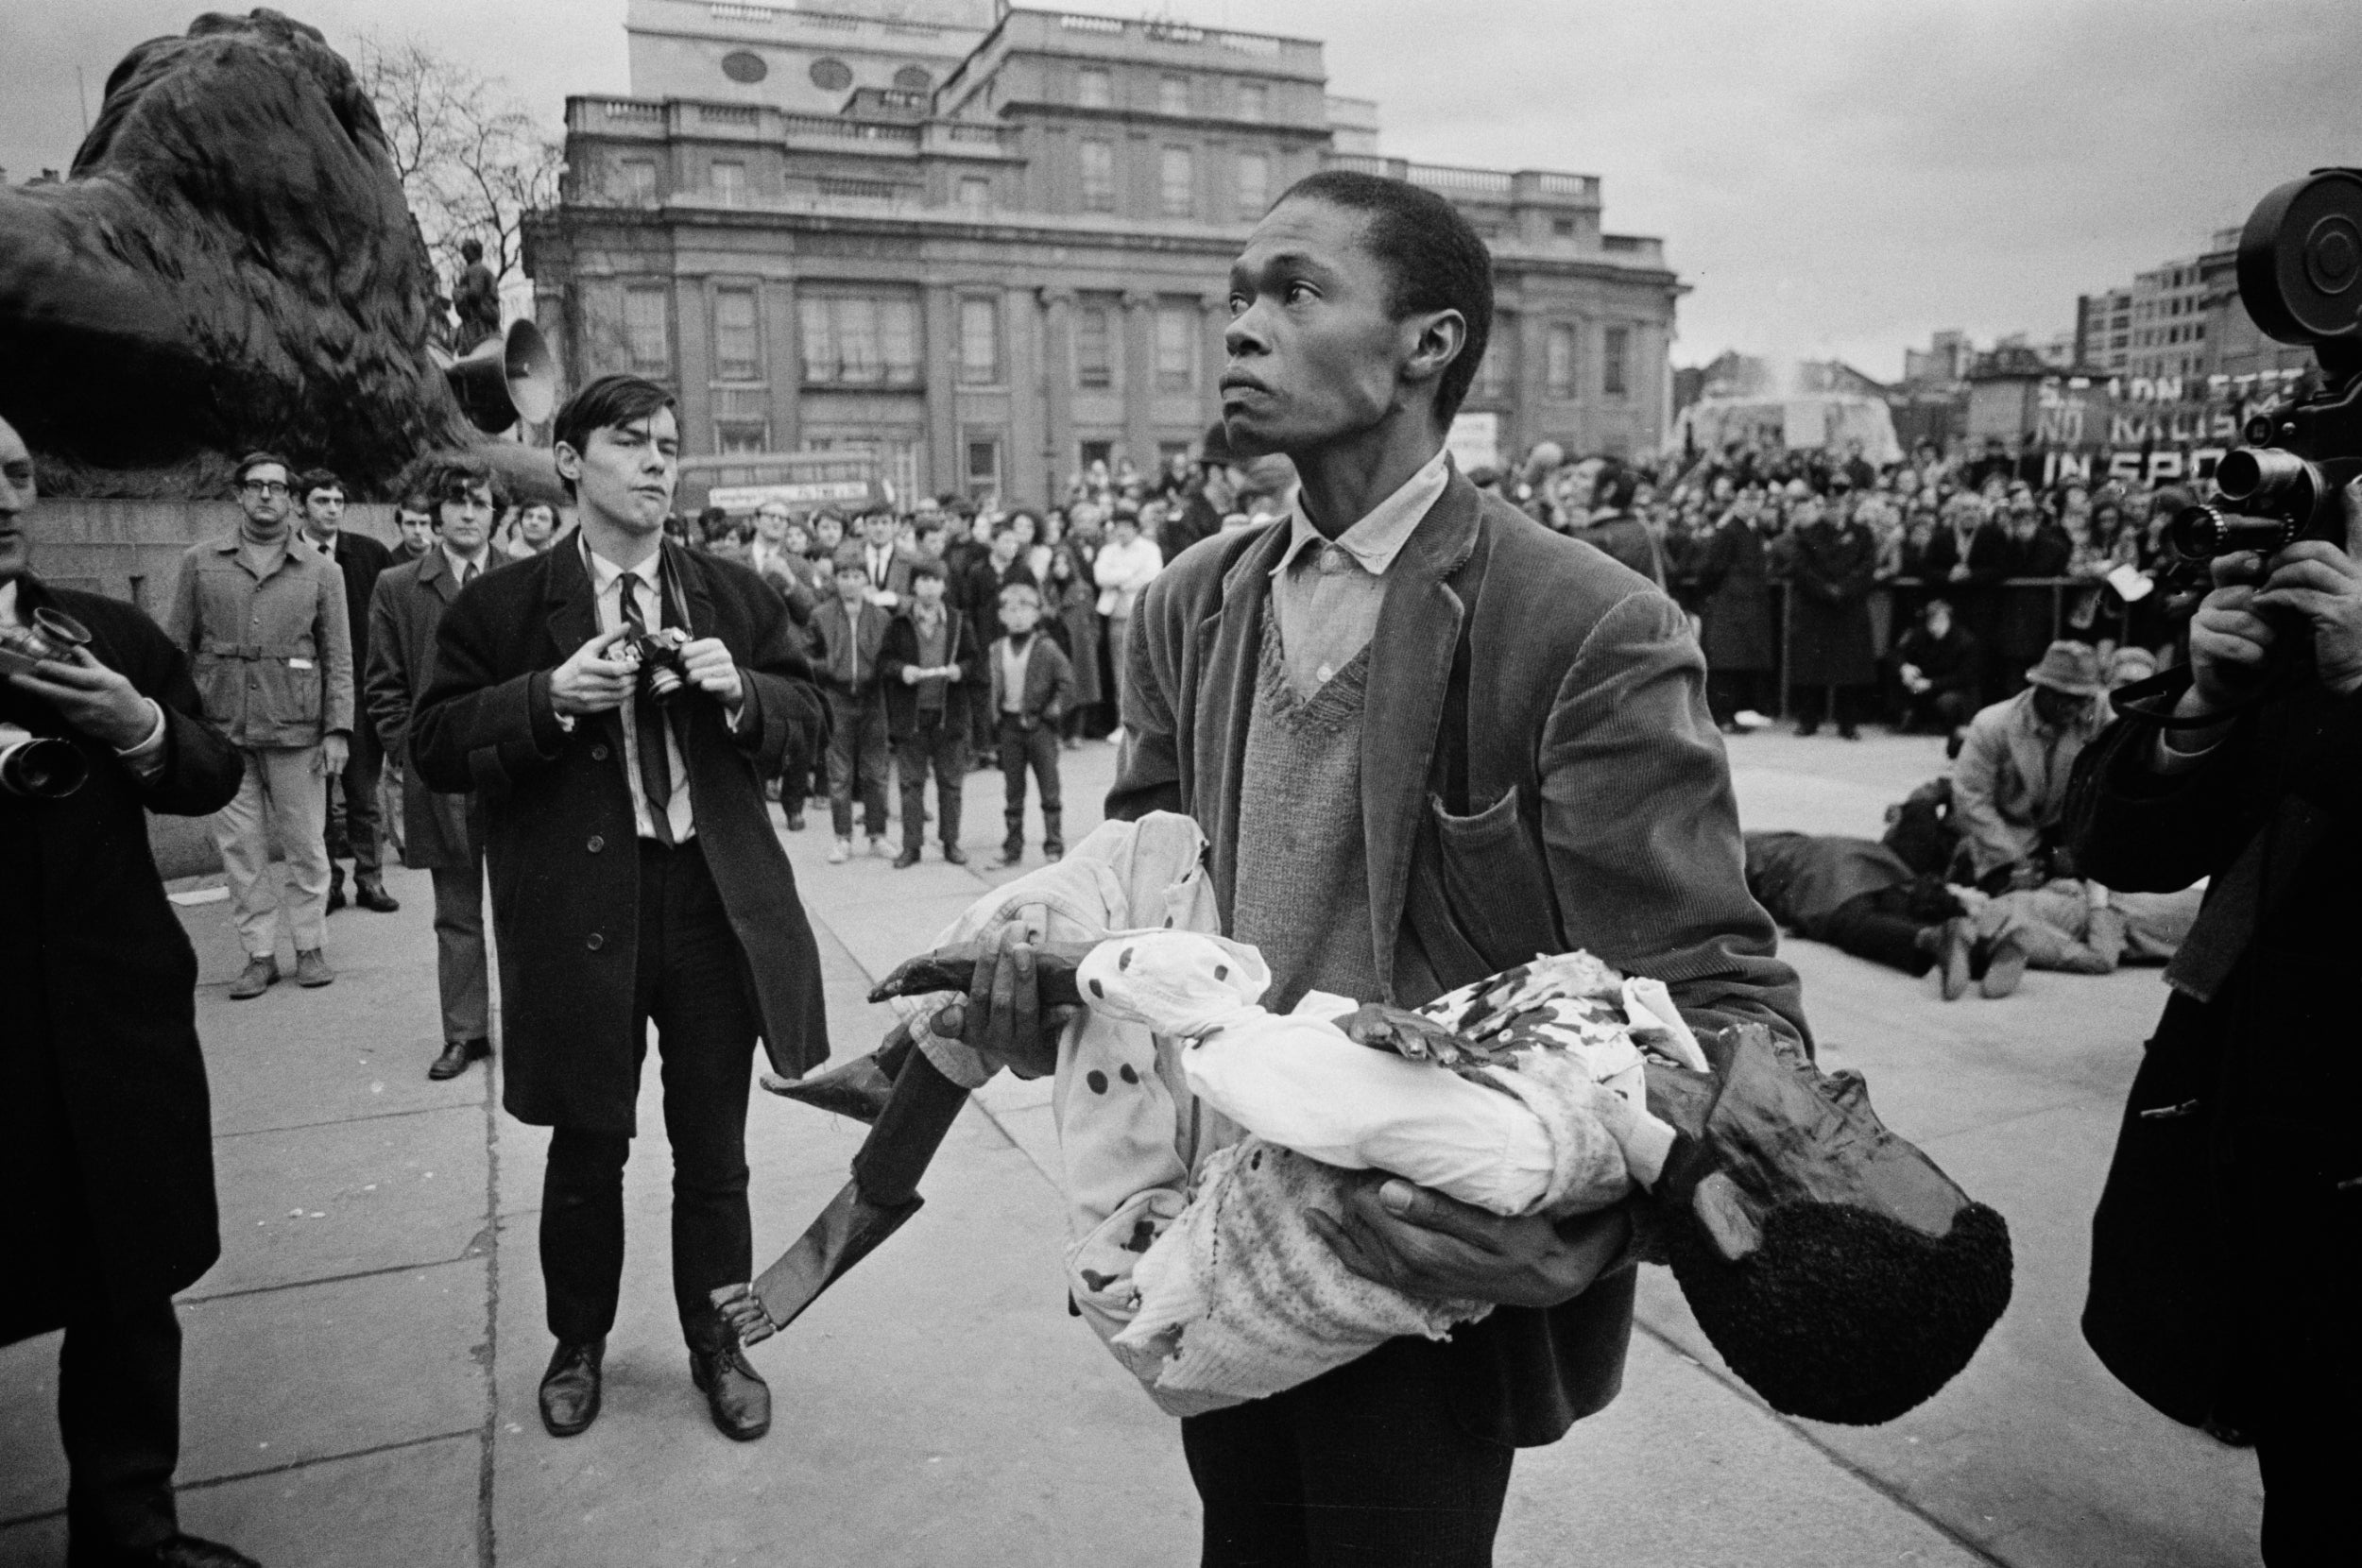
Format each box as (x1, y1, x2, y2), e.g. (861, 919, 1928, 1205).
(2068, 486, 2362, 1566)
(409, 376, 830, 1444)
(0, 414, 257, 1568)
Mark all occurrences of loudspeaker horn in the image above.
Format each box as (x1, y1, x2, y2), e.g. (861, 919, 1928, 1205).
(442, 318, 558, 435)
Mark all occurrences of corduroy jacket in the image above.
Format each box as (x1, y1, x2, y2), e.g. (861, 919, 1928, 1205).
(1108, 464, 1806, 1447)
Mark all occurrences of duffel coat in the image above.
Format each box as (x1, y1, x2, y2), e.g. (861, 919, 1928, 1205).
(2070, 670, 2362, 1438)
(409, 538, 830, 1133)
(1108, 466, 1806, 1447)
(1786, 518, 1878, 687)
(1694, 516, 1773, 673)
(365, 545, 479, 869)
(3, 578, 244, 1343)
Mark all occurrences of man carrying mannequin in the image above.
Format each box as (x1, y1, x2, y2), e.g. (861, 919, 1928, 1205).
(410, 374, 830, 1443)
(950, 171, 1804, 1563)
(365, 455, 504, 1082)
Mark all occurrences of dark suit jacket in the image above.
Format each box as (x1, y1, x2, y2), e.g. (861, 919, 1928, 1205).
(321, 527, 392, 676)
(880, 605, 983, 741)
(366, 547, 480, 870)
(409, 539, 830, 1131)
(3, 578, 243, 1341)
(986, 633, 1073, 728)
(1109, 468, 1805, 1447)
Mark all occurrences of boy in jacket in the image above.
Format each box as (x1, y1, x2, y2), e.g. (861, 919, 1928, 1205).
(988, 580, 1073, 865)
(809, 545, 893, 862)
(881, 558, 982, 866)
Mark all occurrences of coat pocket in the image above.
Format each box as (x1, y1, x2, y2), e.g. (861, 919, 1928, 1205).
(1425, 786, 1563, 974)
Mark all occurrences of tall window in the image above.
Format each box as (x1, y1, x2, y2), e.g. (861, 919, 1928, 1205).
(622, 285, 671, 377)
(713, 286, 761, 382)
(710, 160, 745, 207)
(966, 435, 1001, 497)
(1237, 81, 1267, 121)
(1076, 67, 1111, 109)
(1602, 325, 1631, 398)
(958, 296, 1001, 385)
(1160, 145, 1194, 218)
(797, 292, 921, 385)
(1155, 304, 1196, 391)
(1469, 317, 1511, 401)
(1546, 323, 1577, 399)
(1079, 139, 1116, 212)
(1235, 150, 1269, 219)
(1075, 301, 1114, 388)
(1159, 76, 1190, 116)
(617, 157, 658, 205)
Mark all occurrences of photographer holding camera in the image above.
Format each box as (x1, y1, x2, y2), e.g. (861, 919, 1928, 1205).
(410, 375, 830, 1446)
(0, 412, 259, 1567)
(2070, 477, 2362, 1565)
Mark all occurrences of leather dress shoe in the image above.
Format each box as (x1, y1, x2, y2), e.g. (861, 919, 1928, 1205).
(893, 845, 922, 869)
(428, 1036, 492, 1081)
(539, 1338, 605, 1436)
(353, 876, 400, 912)
(293, 948, 335, 988)
(941, 844, 968, 866)
(325, 869, 347, 913)
(69, 1533, 261, 1568)
(689, 1338, 772, 1441)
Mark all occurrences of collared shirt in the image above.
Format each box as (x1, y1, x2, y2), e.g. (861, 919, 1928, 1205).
(1268, 445, 1450, 699)
(0, 577, 167, 774)
(582, 542, 696, 844)
(164, 530, 353, 747)
(441, 546, 489, 588)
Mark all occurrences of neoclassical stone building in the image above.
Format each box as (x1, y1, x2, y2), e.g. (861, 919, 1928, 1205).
(526, 1, 1683, 510)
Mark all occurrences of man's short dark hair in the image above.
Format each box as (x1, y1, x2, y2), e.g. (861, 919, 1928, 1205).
(232, 451, 294, 486)
(908, 556, 947, 583)
(1272, 170, 1495, 424)
(552, 374, 677, 496)
(460, 238, 484, 261)
(294, 468, 344, 503)
(396, 491, 435, 520)
(915, 516, 947, 539)
(410, 452, 509, 519)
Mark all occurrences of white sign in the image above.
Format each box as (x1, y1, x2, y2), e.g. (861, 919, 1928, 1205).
(707, 479, 875, 511)
(1446, 411, 1500, 474)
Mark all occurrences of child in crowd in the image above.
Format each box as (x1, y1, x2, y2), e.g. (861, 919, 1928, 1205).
(881, 558, 983, 867)
(988, 581, 1073, 866)
(811, 545, 893, 862)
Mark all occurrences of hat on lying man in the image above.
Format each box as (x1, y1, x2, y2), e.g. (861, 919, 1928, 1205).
(2024, 640, 2105, 697)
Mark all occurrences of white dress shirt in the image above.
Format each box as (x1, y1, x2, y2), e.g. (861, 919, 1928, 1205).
(582, 543, 696, 844)
(1268, 444, 1451, 699)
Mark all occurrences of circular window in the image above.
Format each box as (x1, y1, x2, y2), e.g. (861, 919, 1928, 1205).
(722, 50, 768, 85)
(893, 65, 933, 92)
(809, 57, 852, 93)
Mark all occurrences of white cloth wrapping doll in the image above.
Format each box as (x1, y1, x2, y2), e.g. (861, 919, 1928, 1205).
(1070, 930, 1687, 1407)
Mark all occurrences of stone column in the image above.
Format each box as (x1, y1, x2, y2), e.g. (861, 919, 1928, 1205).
(1199, 290, 1229, 449)
(1121, 289, 1155, 474)
(922, 281, 956, 499)
(1038, 286, 1075, 507)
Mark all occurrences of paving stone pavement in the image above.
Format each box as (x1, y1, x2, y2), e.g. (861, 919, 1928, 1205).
(0, 730, 2263, 1567)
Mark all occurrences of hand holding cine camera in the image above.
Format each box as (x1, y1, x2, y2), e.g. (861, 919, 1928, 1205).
(2187, 477, 2362, 709)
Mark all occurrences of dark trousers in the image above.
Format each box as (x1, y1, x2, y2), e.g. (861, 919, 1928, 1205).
(58, 1287, 182, 1553)
(430, 849, 490, 1044)
(324, 721, 384, 877)
(1180, 1335, 1514, 1567)
(997, 714, 1062, 851)
(539, 840, 758, 1345)
(895, 707, 967, 852)
(968, 682, 999, 762)
(1900, 689, 1975, 734)
(1792, 683, 1868, 733)
(1818, 888, 1940, 976)
(1705, 667, 1764, 726)
(824, 689, 889, 841)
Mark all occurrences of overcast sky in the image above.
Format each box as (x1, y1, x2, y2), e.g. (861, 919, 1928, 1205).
(6, 1, 2357, 379)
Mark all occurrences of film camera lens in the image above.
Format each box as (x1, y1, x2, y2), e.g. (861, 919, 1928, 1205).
(0, 608, 99, 799)
(0, 605, 95, 677)
(620, 626, 694, 704)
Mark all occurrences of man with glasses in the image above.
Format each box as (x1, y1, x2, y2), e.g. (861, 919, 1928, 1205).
(295, 468, 397, 915)
(164, 452, 354, 997)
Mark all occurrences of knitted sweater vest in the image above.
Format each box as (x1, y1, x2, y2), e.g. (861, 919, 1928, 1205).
(1230, 614, 1382, 1013)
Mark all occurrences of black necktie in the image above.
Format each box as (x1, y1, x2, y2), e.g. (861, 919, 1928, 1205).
(621, 574, 676, 845)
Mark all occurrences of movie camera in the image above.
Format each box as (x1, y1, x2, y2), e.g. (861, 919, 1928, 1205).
(0, 605, 95, 798)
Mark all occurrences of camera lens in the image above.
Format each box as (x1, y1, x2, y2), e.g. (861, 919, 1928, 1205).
(0, 735, 91, 799)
